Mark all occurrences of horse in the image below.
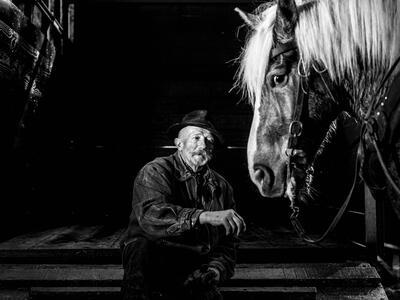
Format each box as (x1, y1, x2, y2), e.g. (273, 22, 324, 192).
(235, 0, 400, 221)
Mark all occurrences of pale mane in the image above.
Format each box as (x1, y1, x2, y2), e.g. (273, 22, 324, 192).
(236, 4, 277, 106)
(237, 0, 400, 104)
(297, 0, 400, 82)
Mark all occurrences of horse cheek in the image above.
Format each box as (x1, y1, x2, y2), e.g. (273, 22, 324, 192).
(247, 98, 261, 183)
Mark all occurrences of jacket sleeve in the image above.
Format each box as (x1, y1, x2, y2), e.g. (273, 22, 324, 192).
(207, 183, 238, 282)
(132, 161, 203, 238)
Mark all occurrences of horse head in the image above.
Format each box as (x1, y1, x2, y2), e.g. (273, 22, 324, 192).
(238, 0, 400, 214)
(237, 0, 343, 201)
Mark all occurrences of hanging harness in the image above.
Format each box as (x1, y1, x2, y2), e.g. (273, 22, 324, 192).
(271, 41, 400, 243)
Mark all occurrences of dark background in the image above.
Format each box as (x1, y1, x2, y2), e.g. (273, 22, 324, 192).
(4, 1, 291, 239)
(4, 0, 398, 249)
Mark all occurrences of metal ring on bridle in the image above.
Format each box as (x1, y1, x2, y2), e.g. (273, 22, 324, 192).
(289, 121, 303, 137)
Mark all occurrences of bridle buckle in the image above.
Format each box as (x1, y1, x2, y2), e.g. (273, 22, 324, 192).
(289, 120, 303, 137)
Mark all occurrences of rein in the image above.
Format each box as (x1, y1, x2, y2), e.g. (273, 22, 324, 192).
(285, 68, 360, 244)
(285, 51, 400, 243)
(272, 41, 358, 243)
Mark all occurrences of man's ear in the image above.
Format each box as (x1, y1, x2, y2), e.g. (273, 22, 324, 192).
(174, 138, 182, 150)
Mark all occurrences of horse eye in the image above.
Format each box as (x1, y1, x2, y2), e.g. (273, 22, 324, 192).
(271, 75, 288, 87)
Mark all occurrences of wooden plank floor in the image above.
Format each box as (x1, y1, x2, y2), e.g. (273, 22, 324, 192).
(0, 262, 381, 287)
(0, 263, 387, 299)
(0, 224, 387, 299)
(0, 223, 365, 264)
(0, 285, 389, 300)
(1, 286, 320, 300)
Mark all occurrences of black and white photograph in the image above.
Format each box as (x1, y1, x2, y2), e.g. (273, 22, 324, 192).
(1, 0, 400, 299)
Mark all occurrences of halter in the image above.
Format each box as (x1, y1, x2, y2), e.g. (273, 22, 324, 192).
(272, 42, 359, 243)
(285, 58, 355, 243)
(270, 41, 306, 159)
(280, 45, 400, 243)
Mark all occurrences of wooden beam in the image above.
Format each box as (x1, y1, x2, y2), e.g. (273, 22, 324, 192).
(30, 286, 318, 300)
(0, 290, 29, 300)
(221, 286, 317, 299)
(364, 184, 384, 259)
(0, 263, 381, 288)
(23, 285, 391, 300)
(318, 284, 388, 300)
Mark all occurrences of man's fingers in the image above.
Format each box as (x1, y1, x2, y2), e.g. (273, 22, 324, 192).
(233, 211, 244, 223)
(207, 210, 246, 234)
(222, 220, 231, 236)
(234, 211, 247, 232)
(232, 216, 244, 236)
(227, 218, 237, 236)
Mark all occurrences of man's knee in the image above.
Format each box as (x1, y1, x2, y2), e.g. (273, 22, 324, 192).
(121, 237, 154, 300)
(122, 237, 152, 269)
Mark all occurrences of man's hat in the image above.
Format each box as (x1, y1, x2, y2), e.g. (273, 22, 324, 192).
(167, 110, 224, 145)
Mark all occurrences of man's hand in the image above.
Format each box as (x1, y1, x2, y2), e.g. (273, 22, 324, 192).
(184, 265, 219, 290)
(199, 209, 246, 236)
(207, 267, 220, 282)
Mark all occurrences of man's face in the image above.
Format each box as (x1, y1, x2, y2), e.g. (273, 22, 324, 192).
(175, 126, 215, 170)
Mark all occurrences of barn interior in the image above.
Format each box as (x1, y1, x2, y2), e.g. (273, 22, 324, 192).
(1, 0, 400, 299)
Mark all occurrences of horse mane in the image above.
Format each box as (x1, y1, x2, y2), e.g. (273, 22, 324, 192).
(237, 0, 400, 105)
(236, 2, 276, 106)
(298, 0, 400, 82)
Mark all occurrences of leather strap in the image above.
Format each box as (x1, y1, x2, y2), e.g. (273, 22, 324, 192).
(271, 40, 297, 60)
(290, 142, 361, 243)
(362, 56, 400, 197)
(287, 69, 358, 244)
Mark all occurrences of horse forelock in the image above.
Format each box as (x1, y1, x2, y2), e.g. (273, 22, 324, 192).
(236, 4, 277, 108)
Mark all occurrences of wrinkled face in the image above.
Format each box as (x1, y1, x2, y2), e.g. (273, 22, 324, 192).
(175, 126, 215, 170)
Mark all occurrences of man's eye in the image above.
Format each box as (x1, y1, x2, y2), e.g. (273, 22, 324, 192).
(270, 74, 288, 88)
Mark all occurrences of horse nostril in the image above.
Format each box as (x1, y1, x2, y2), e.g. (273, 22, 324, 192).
(253, 164, 275, 189)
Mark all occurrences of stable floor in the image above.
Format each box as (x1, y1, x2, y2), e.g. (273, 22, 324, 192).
(0, 223, 388, 299)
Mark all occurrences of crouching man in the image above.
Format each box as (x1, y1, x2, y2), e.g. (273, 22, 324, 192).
(120, 110, 246, 300)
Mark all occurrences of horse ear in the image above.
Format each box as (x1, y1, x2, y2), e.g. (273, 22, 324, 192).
(234, 7, 257, 29)
(273, 0, 298, 44)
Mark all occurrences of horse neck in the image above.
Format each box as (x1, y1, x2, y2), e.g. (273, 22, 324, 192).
(344, 69, 397, 121)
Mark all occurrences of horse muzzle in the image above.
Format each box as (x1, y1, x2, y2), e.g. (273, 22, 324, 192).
(252, 162, 287, 198)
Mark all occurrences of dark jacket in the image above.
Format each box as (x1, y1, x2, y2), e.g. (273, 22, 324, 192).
(121, 151, 237, 281)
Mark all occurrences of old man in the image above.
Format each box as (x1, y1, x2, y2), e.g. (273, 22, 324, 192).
(121, 110, 246, 300)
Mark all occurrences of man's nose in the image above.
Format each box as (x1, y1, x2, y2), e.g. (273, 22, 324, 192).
(197, 138, 206, 149)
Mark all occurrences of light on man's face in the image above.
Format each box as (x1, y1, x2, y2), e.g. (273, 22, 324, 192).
(177, 126, 214, 170)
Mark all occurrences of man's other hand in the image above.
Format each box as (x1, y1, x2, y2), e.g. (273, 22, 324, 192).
(199, 209, 246, 236)
(184, 265, 219, 290)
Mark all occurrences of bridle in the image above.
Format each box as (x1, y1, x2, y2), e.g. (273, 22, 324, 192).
(361, 56, 400, 196)
(272, 41, 400, 243)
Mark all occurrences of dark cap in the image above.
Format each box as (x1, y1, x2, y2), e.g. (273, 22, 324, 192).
(167, 110, 224, 145)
